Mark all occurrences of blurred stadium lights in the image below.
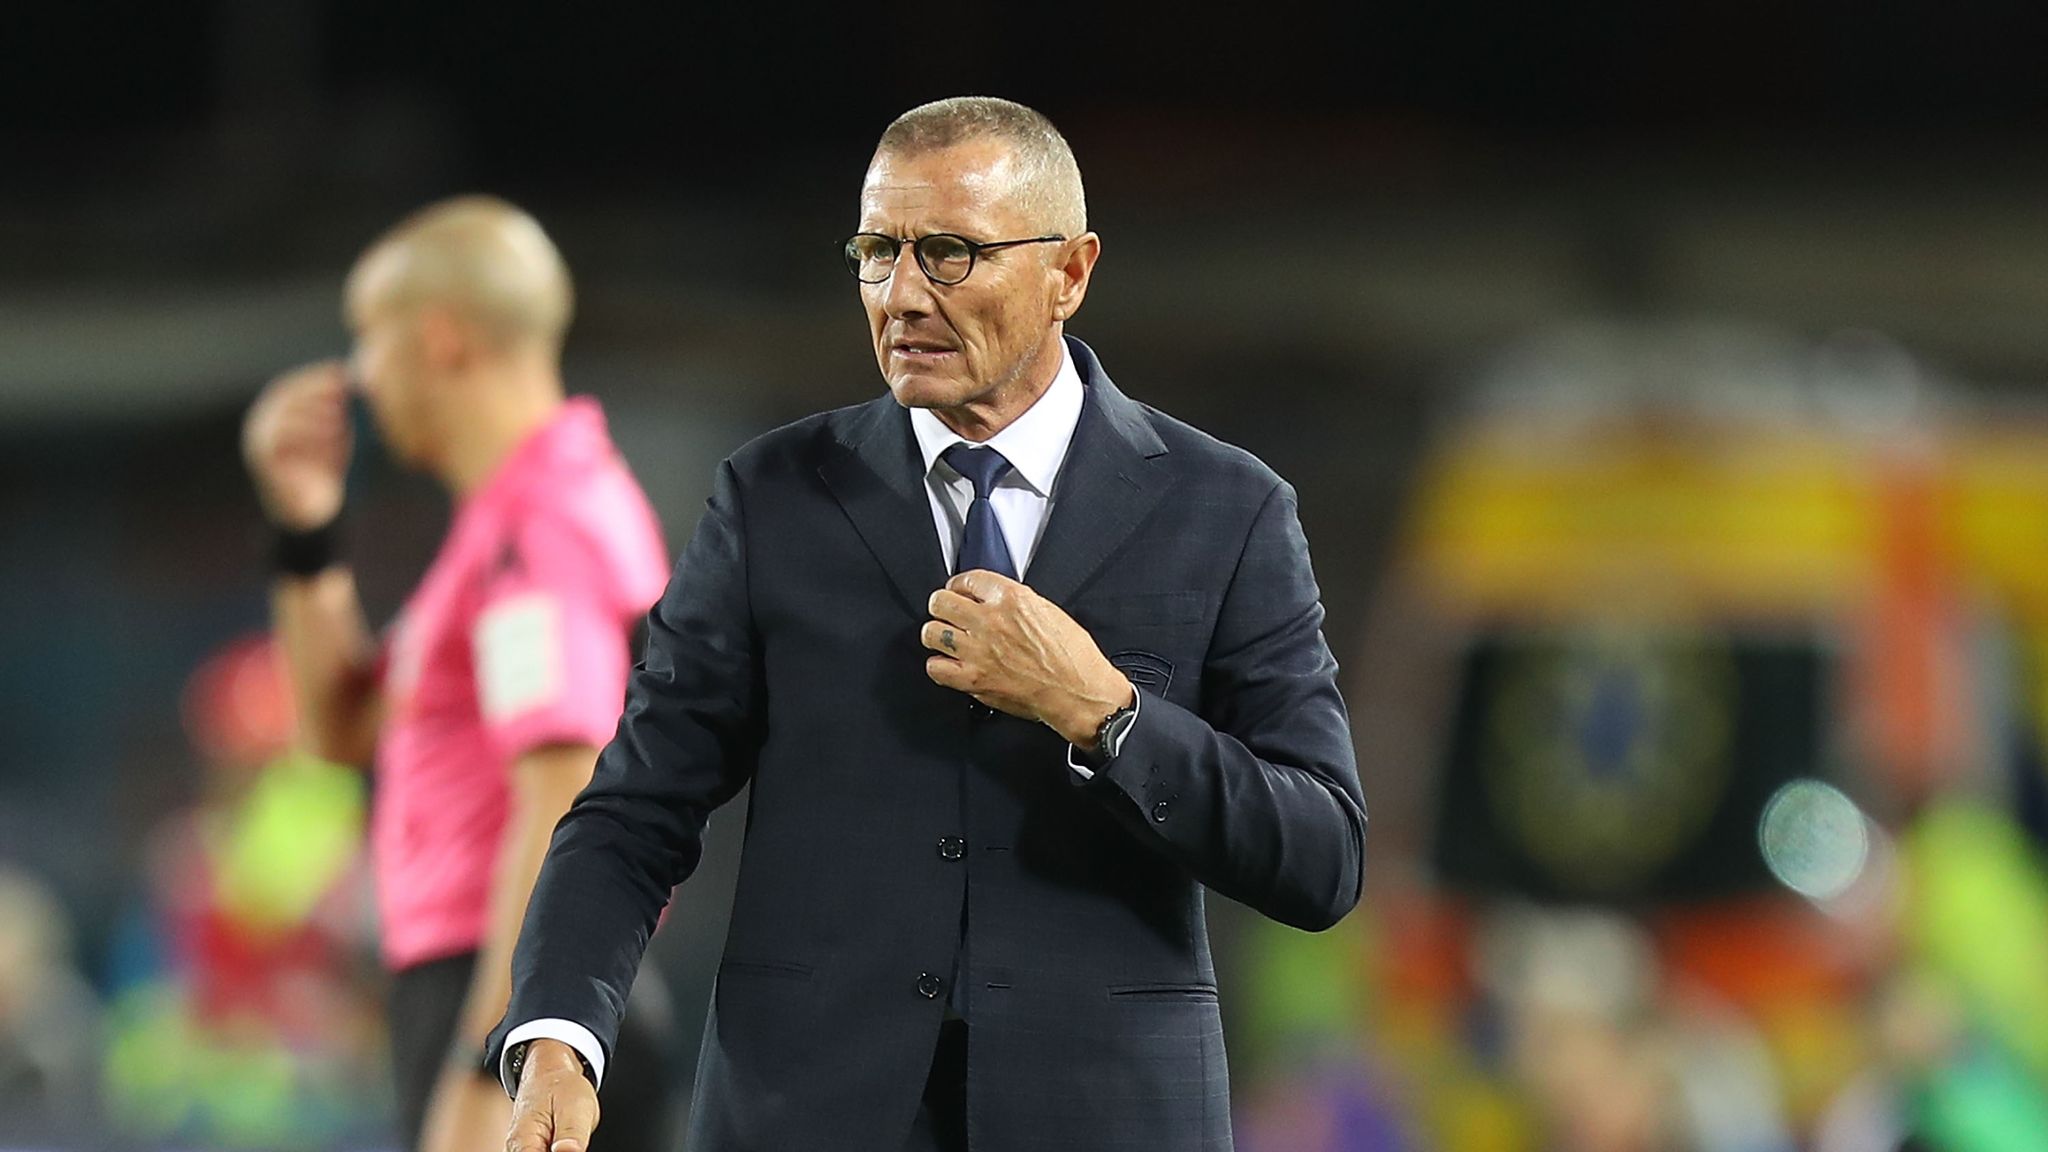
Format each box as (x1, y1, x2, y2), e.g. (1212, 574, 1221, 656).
(1759, 778, 1874, 904)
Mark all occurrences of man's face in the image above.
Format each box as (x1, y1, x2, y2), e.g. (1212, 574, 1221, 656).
(344, 247, 436, 468)
(857, 140, 1064, 413)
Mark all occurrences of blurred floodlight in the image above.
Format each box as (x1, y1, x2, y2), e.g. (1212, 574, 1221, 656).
(1758, 779, 1870, 901)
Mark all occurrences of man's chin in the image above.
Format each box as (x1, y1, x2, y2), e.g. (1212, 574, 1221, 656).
(885, 372, 973, 411)
(377, 429, 428, 471)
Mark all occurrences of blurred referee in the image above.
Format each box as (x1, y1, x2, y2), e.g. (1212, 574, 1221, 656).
(241, 197, 677, 1152)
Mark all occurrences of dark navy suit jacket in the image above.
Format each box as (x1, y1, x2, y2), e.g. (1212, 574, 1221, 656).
(490, 337, 1366, 1151)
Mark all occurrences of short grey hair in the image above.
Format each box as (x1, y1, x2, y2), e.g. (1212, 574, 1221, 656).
(876, 96, 1087, 237)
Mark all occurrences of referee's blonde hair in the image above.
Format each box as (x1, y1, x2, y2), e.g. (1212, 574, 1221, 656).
(351, 195, 574, 352)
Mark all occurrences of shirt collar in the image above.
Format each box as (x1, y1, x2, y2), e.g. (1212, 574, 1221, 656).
(464, 395, 608, 511)
(909, 342, 1084, 498)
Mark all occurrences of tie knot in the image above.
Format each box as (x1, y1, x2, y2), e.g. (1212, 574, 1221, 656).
(941, 444, 1014, 499)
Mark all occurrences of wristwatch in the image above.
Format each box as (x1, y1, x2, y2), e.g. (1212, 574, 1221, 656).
(1092, 696, 1140, 763)
(505, 1038, 597, 1089)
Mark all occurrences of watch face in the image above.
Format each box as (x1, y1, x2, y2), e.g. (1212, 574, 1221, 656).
(1103, 708, 1138, 756)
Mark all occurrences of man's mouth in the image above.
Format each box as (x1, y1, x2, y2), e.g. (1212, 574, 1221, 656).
(891, 338, 958, 361)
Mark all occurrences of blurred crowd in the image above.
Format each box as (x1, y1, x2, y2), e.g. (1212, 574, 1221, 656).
(2, 634, 390, 1147)
(9, 320, 2048, 1152)
(1233, 325, 2048, 1152)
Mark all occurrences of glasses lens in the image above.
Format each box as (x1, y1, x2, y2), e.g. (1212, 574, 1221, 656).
(845, 235, 899, 282)
(915, 235, 975, 284)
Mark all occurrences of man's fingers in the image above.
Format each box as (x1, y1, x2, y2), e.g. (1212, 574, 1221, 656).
(287, 359, 350, 392)
(253, 381, 350, 460)
(505, 1099, 554, 1152)
(926, 588, 983, 626)
(288, 392, 348, 427)
(946, 569, 1017, 603)
(505, 1075, 599, 1152)
(264, 361, 349, 408)
(926, 654, 968, 690)
(549, 1083, 599, 1152)
(272, 411, 347, 448)
(920, 620, 968, 655)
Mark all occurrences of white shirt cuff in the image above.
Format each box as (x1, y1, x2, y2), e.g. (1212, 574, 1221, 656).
(1065, 691, 1141, 781)
(501, 1018, 607, 1096)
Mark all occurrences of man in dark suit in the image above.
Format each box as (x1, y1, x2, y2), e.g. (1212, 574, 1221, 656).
(495, 96, 1366, 1152)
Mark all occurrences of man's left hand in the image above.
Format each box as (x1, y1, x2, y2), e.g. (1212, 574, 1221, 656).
(923, 570, 1134, 746)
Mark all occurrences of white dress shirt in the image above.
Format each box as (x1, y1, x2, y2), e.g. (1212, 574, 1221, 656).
(502, 342, 1137, 1092)
(908, 340, 1084, 578)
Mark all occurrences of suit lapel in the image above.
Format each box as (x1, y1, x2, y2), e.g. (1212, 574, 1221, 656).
(817, 340, 1170, 616)
(1023, 338, 1170, 607)
(819, 396, 950, 618)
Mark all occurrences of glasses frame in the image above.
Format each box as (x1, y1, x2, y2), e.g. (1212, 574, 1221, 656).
(843, 231, 1067, 286)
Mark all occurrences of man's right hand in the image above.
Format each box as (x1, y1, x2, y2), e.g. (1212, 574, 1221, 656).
(243, 360, 353, 530)
(507, 1039, 600, 1152)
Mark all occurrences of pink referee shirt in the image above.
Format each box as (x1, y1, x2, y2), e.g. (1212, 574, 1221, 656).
(373, 397, 668, 971)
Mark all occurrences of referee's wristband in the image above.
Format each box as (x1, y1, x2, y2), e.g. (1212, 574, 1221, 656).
(269, 516, 345, 578)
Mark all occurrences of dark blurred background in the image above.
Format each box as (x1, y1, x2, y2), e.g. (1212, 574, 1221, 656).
(8, 2, 2048, 1149)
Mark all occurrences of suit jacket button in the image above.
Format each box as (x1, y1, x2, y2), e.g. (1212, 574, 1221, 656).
(937, 836, 965, 860)
(917, 972, 943, 999)
(968, 701, 995, 719)
(1151, 800, 1170, 823)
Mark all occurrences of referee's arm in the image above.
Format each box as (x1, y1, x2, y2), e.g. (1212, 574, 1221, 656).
(271, 567, 383, 766)
(246, 360, 383, 767)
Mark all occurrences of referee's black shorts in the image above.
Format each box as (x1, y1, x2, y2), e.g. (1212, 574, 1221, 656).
(387, 952, 678, 1152)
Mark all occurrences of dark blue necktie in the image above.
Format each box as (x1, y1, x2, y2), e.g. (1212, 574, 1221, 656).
(941, 444, 1018, 580)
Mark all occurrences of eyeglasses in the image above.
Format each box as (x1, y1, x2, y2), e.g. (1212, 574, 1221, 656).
(842, 232, 1066, 286)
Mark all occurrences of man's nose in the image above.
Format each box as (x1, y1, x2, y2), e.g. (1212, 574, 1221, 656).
(878, 243, 937, 317)
(343, 352, 370, 394)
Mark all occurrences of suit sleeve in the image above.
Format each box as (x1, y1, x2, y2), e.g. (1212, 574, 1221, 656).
(1086, 479, 1366, 931)
(488, 459, 762, 1070)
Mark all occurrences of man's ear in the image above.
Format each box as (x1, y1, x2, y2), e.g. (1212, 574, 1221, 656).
(1051, 232, 1102, 323)
(416, 304, 471, 374)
